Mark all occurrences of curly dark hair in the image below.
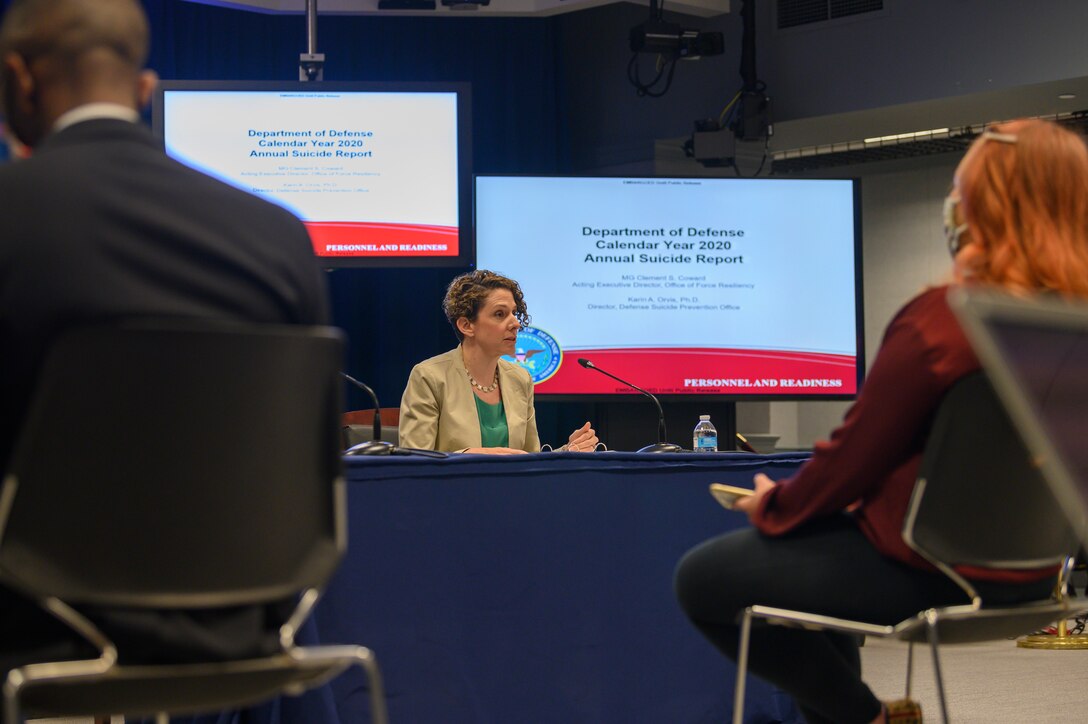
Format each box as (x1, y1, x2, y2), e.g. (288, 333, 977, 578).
(443, 270, 530, 342)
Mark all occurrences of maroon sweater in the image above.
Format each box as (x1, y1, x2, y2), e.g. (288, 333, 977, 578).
(752, 285, 1050, 583)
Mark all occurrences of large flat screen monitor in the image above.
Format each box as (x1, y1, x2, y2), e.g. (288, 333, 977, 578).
(475, 176, 864, 399)
(153, 80, 472, 268)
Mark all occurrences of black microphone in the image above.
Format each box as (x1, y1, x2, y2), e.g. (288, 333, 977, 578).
(340, 372, 394, 456)
(577, 358, 682, 453)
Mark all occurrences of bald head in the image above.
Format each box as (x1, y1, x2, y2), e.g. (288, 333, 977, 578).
(0, 0, 155, 147)
(0, 0, 149, 67)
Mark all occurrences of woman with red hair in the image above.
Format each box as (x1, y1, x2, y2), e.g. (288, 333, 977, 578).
(675, 118, 1088, 724)
(952, 120, 1088, 296)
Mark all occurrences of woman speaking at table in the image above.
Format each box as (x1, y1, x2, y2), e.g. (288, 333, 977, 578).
(399, 270, 598, 454)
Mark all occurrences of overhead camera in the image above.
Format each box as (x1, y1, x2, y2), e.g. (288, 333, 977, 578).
(688, 92, 772, 168)
(629, 19, 724, 60)
(688, 119, 734, 168)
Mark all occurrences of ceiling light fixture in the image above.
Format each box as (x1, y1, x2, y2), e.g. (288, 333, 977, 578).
(863, 128, 950, 144)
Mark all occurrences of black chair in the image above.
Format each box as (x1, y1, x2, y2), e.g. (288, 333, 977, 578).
(732, 372, 1082, 723)
(342, 408, 401, 449)
(0, 323, 388, 724)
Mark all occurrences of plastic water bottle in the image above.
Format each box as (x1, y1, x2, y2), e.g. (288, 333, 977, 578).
(693, 415, 718, 452)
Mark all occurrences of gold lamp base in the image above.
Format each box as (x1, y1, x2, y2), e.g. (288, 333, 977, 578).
(1017, 617, 1088, 650)
(1017, 633, 1088, 650)
(1016, 559, 1088, 649)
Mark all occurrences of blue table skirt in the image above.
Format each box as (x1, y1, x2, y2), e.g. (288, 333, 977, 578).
(186, 451, 810, 723)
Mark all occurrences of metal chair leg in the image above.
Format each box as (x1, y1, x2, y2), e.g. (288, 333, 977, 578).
(732, 608, 753, 724)
(925, 611, 951, 723)
(354, 647, 389, 724)
(3, 673, 23, 724)
(905, 640, 914, 698)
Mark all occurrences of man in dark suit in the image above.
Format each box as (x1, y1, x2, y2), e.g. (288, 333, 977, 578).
(0, 0, 329, 671)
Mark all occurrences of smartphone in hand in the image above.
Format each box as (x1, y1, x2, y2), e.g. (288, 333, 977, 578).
(709, 483, 755, 510)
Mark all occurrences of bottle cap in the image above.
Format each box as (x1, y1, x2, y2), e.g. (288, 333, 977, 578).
(699, 414, 710, 420)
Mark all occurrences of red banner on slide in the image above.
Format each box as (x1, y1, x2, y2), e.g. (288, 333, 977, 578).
(538, 347, 857, 395)
(306, 221, 459, 257)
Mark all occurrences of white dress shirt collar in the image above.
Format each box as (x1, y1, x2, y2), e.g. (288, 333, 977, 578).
(52, 103, 140, 134)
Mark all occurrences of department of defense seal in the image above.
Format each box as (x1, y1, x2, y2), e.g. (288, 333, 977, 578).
(503, 326, 561, 384)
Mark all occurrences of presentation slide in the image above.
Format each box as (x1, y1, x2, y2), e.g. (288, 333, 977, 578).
(160, 89, 461, 258)
(475, 176, 861, 397)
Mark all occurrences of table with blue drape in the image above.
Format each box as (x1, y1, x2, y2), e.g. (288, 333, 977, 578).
(183, 451, 810, 724)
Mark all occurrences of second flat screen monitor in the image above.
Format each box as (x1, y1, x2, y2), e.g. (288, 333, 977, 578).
(475, 176, 863, 399)
(154, 80, 472, 268)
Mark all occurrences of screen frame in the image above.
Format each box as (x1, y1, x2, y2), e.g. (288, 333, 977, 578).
(152, 79, 474, 269)
(473, 173, 866, 402)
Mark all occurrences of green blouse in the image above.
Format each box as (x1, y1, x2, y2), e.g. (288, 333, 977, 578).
(473, 394, 509, 448)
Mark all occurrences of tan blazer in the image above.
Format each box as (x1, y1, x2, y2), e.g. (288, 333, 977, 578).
(399, 346, 541, 452)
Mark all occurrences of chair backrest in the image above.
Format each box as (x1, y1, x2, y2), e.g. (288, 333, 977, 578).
(904, 371, 1078, 572)
(341, 408, 400, 448)
(0, 322, 346, 610)
(341, 424, 400, 449)
(950, 287, 1088, 553)
(342, 408, 401, 428)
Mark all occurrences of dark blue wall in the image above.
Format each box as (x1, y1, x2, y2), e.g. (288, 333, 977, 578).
(0, 0, 730, 448)
(135, 1, 591, 439)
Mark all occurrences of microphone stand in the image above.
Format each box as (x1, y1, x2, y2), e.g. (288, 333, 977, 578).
(578, 359, 682, 453)
(341, 373, 394, 455)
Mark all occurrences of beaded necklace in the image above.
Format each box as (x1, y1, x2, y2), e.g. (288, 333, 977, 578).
(466, 366, 499, 393)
